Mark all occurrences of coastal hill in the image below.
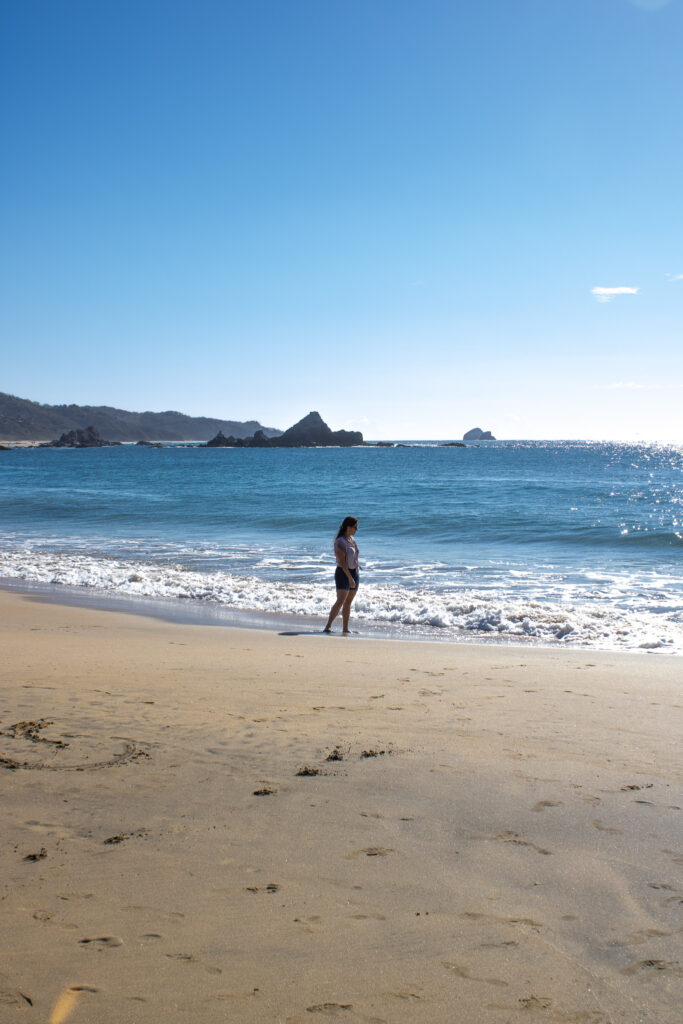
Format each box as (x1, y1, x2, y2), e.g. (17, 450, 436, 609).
(0, 392, 281, 442)
(207, 411, 363, 447)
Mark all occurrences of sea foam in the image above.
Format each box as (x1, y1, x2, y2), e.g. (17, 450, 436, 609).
(1, 547, 679, 653)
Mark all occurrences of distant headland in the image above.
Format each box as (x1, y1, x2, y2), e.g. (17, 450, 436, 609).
(0, 391, 281, 443)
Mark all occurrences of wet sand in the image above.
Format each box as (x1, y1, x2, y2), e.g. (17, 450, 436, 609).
(1, 589, 681, 1023)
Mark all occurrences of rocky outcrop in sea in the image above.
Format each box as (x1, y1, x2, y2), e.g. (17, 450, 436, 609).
(206, 412, 363, 448)
(463, 427, 496, 441)
(40, 426, 121, 448)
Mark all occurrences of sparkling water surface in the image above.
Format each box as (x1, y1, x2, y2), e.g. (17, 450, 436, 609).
(1, 441, 681, 651)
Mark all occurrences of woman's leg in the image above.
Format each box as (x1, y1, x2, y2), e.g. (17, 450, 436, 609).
(341, 586, 358, 633)
(324, 589, 347, 631)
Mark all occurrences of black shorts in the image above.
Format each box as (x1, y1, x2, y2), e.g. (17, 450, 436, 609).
(335, 567, 359, 591)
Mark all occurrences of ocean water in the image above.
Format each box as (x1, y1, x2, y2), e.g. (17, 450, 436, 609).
(1, 441, 682, 652)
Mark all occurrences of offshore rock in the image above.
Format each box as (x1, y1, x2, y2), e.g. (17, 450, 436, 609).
(275, 411, 363, 447)
(41, 426, 121, 448)
(205, 431, 234, 447)
(463, 427, 496, 441)
(205, 412, 363, 448)
(250, 429, 273, 447)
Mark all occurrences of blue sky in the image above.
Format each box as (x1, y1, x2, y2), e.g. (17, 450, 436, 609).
(1, 0, 682, 440)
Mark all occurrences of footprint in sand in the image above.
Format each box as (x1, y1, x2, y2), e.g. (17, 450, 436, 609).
(0, 989, 33, 1008)
(166, 953, 222, 974)
(592, 819, 623, 834)
(79, 936, 123, 949)
(461, 911, 543, 929)
(385, 991, 422, 1002)
(622, 959, 683, 976)
(518, 995, 553, 1009)
(442, 962, 508, 987)
(122, 905, 185, 920)
(608, 928, 672, 947)
(344, 847, 394, 859)
(532, 800, 563, 812)
(305, 1003, 354, 1014)
(491, 831, 552, 855)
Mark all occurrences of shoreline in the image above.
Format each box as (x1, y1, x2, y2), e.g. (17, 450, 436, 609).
(0, 576, 547, 649)
(1, 576, 677, 656)
(1, 588, 681, 1022)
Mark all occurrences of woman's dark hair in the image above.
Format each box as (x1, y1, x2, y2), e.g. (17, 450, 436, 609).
(336, 516, 358, 538)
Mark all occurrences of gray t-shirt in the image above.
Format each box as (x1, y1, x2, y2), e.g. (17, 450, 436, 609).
(334, 535, 359, 569)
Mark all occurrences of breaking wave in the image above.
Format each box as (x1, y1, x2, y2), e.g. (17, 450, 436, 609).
(1, 546, 680, 653)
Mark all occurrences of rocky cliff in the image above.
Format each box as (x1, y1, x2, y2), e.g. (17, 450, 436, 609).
(206, 412, 363, 448)
(463, 427, 496, 441)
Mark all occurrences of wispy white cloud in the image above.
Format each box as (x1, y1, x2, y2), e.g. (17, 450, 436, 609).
(665, 272, 683, 282)
(591, 286, 639, 303)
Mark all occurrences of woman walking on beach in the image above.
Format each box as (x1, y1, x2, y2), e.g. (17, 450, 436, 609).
(324, 516, 360, 635)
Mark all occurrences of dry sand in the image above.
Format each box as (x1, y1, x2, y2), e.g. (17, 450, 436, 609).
(1, 589, 681, 1023)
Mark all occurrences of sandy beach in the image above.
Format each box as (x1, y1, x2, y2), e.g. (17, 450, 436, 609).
(1, 588, 681, 1023)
